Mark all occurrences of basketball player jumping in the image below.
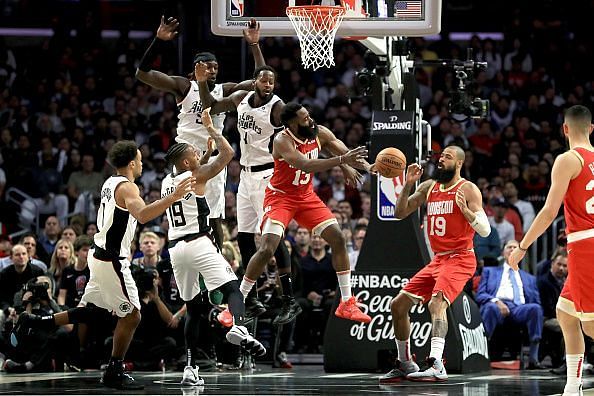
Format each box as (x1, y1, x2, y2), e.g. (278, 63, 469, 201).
(195, 62, 300, 325)
(135, 16, 264, 248)
(239, 102, 372, 323)
(380, 145, 491, 383)
(13, 141, 195, 390)
(509, 105, 594, 396)
(162, 109, 266, 387)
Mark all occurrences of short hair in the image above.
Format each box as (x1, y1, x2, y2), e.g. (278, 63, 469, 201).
(551, 247, 568, 261)
(108, 140, 138, 168)
(18, 233, 37, 244)
(73, 235, 93, 252)
(445, 144, 466, 161)
(280, 102, 303, 127)
(165, 143, 191, 168)
(253, 65, 277, 80)
(139, 231, 159, 244)
(565, 105, 592, 131)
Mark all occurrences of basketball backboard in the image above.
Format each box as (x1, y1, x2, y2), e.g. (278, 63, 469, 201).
(211, 0, 441, 38)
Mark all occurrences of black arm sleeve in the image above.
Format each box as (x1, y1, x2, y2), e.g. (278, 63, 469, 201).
(138, 37, 163, 72)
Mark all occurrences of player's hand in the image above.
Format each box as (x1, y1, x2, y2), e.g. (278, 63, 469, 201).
(367, 163, 378, 176)
(156, 15, 179, 41)
(340, 164, 363, 186)
(507, 246, 525, 271)
(496, 300, 510, 317)
(455, 188, 469, 212)
(405, 163, 423, 184)
(168, 315, 180, 329)
(242, 18, 261, 45)
(194, 61, 208, 83)
(172, 176, 196, 200)
(201, 107, 214, 128)
(341, 146, 368, 166)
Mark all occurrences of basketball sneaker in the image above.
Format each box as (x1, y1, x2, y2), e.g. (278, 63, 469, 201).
(563, 383, 583, 396)
(273, 296, 303, 325)
(274, 352, 293, 369)
(101, 365, 144, 390)
(217, 308, 233, 328)
(245, 297, 266, 319)
(335, 296, 371, 323)
(181, 365, 205, 386)
(406, 357, 448, 382)
(10, 312, 40, 347)
(379, 358, 419, 383)
(226, 325, 267, 357)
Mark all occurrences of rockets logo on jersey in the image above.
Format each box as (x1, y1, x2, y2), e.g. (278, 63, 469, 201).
(238, 113, 262, 134)
(377, 171, 406, 221)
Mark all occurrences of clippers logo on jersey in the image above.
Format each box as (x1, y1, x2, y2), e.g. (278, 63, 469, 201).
(101, 187, 112, 201)
(377, 172, 405, 221)
(238, 113, 262, 134)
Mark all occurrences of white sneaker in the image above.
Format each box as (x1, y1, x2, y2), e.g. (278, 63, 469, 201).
(563, 383, 583, 396)
(406, 357, 448, 382)
(180, 365, 204, 386)
(226, 325, 267, 357)
(379, 359, 419, 383)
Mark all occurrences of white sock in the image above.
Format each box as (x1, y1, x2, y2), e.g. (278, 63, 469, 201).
(396, 339, 411, 362)
(336, 270, 352, 301)
(239, 277, 255, 299)
(429, 337, 445, 361)
(565, 354, 584, 392)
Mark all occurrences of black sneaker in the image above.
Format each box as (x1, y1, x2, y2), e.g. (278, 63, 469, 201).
(10, 312, 38, 347)
(4, 359, 27, 373)
(101, 368, 144, 390)
(273, 296, 303, 326)
(245, 297, 266, 319)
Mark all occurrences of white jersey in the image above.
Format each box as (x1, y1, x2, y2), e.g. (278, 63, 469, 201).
(94, 176, 138, 258)
(161, 171, 212, 241)
(236, 92, 283, 167)
(176, 81, 225, 152)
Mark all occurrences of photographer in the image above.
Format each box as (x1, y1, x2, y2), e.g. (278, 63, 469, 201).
(4, 275, 71, 373)
(106, 268, 177, 370)
(0, 244, 44, 312)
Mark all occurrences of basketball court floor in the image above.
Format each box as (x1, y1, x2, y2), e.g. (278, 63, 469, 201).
(0, 365, 591, 395)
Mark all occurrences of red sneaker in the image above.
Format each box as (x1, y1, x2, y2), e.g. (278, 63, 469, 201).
(217, 308, 233, 328)
(335, 296, 371, 323)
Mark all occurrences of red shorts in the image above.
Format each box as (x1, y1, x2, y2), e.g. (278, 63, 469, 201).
(401, 250, 476, 305)
(261, 189, 336, 234)
(558, 238, 594, 319)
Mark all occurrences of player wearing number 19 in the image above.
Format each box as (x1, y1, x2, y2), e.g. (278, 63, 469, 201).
(508, 105, 594, 396)
(161, 109, 266, 387)
(380, 145, 491, 384)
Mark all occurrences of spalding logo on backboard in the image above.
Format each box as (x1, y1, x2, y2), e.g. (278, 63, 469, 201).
(377, 171, 405, 221)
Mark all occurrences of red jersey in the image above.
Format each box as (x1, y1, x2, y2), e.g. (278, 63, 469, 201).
(268, 129, 320, 197)
(426, 178, 475, 253)
(564, 148, 594, 233)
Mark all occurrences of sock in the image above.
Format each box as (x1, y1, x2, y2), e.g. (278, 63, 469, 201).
(186, 348, 192, 368)
(565, 354, 584, 392)
(529, 340, 540, 364)
(396, 338, 411, 362)
(25, 361, 34, 371)
(240, 277, 256, 299)
(279, 273, 293, 297)
(336, 270, 352, 301)
(429, 337, 445, 361)
(38, 315, 57, 331)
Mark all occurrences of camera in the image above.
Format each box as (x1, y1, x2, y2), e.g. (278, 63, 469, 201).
(449, 89, 490, 119)
(23, 279, 50, 302)
(133, 267, 157, 294)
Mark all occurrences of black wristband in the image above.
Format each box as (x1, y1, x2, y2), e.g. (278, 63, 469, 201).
(138, 37, 162, 72)
(518, 244, 528, 252)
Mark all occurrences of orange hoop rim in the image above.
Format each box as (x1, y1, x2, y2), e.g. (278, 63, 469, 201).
(286, 5, 346, 16)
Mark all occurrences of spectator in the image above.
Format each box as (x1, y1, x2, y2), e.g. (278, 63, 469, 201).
(473, 226, 501, 262)
(0, 234, 47, 271)
(537, 249, 567, 370)
(131, 232, 162, 269)
(488, 199, 515, 249)
(37, 216, 62, 263)
(67, 154, 103, 219)
(349, 227, 366, 271)
(294, 226, 311, 258)
(0, 244, 44, 310)
(57, 235, 92, 308)
(47, 239, 76, 292)
(85, 222, 98, 238)
(317, 166, 362, 218)
(476, 240, 543, 369)
(503, 182, 536, 233)
(60, 226, 78, 244)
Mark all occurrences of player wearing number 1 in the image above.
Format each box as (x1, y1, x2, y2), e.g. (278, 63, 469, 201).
(508, 105, 594, 396)
(380, 145, 491, 383)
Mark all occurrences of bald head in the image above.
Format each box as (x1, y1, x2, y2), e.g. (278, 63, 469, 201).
(564, 105, 593, 137)
(445, 145, 466, 162)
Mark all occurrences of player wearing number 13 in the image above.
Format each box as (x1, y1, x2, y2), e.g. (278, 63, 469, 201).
(508, 105, 594, 396)
(380, 145, 491, 384)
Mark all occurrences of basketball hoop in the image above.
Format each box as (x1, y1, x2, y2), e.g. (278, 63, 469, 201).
(286, 5, 346, 70)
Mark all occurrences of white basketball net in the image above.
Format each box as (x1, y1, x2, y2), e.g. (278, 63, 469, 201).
(286, 6, 346, 70)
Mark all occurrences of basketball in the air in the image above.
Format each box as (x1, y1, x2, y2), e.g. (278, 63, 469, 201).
(374, 147, 406, 178)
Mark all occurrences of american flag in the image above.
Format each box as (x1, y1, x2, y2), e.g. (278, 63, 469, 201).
(395, 1, 422, 19)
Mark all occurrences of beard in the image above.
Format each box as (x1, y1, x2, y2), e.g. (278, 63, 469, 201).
(431, 165, 456, 183)
(297, 122, 319, 139)
(206, 79, 216, 91)
(255, 86, 272, 101)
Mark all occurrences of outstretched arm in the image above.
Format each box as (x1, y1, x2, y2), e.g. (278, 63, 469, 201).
(508, 151, 581, 269)
(135, 16, 190, 99)
(317, 125, 373, 172)
(195, 62, 242, 114)
(394, 164, 431, 219)
(194, 108, 234, 183)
